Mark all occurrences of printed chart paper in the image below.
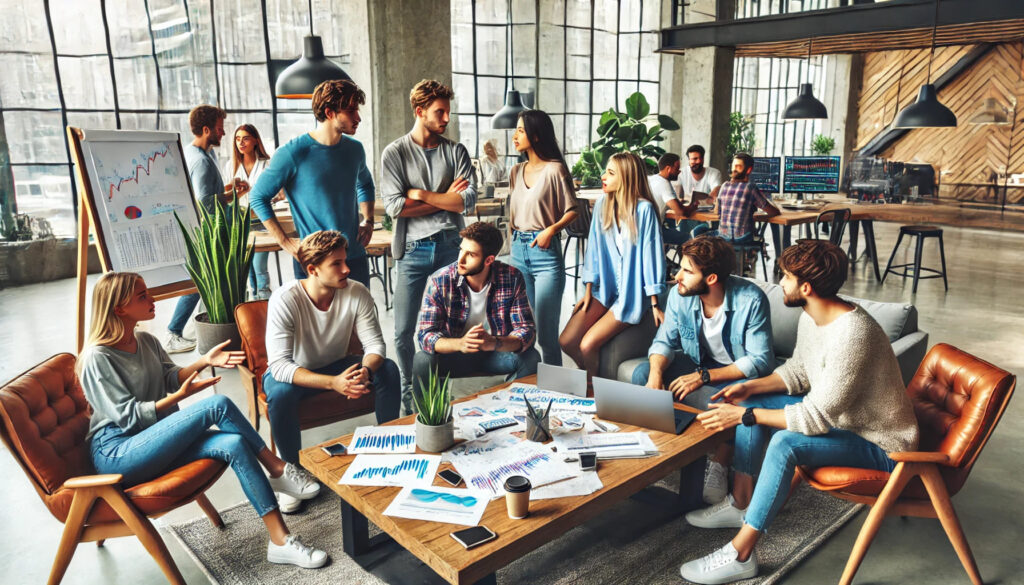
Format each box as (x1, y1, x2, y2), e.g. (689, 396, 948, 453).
(339, 454, 441, 487)
(449, 441, 577, 498)
(492, 383, 597, 414)
(347, 425, 416, 454)
(383, 486, 490, 526)
(553, 431, 658, 458)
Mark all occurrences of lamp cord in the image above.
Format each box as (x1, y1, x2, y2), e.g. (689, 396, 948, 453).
(308, 0, 314, 36)
(927, 0, 939, 82)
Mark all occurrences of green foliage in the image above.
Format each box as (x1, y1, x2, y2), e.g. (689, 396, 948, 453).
(174, 193, 253, 324)
(810, 134, 836, 156)
(414, 366, 452, 426)
(727, 112, 756, 159)
(381, 213, 393, 232)
(571, 91, 680, 186)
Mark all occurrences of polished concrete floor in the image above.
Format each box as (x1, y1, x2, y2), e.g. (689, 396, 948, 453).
(1, 222, 1022, 584)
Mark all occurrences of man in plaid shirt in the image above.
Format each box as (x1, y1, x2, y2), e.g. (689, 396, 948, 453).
(715, 152, 780, 243)
(413, 222, 540, 395)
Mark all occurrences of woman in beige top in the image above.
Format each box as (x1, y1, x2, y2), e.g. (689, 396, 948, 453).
(508, 110, 580, 365)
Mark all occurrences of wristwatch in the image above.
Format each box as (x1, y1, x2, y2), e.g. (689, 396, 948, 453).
(361, 365, 373, 381)
(741, 407, 757, 427)
(696, 366, 711, 385)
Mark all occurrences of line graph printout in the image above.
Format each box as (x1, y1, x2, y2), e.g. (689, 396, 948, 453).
(339, 454, 441, 487)
(490, 383, 597, 414)
(449, 441, 577, 499)
(383, 486, 490, 526)
(76, 129, 199, 286)
(347, 425, 417, 454)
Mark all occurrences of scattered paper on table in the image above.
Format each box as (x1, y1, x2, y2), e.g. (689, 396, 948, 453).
(383, 486, 491, 526)
(339, 454, 440, 487)
(347, 425, 416, 454)
(531, 471, 603, 500)
(491, 383, 597, 414)
(449, 440, 579, 498)
(553, 431, 658, 459)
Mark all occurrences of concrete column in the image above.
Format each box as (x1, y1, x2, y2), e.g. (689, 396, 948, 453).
(679, 0, 735, 169)
(365, 0, 453, 180)
(659, 0, 685, 157)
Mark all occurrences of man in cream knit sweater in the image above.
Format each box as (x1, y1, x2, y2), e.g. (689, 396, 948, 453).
(678, 240, 919, 585)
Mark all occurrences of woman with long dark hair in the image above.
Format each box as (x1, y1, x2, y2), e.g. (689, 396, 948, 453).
(559, 152, 666, 378)
(228, 124, 275, 300)
(508, 110, 580, 365)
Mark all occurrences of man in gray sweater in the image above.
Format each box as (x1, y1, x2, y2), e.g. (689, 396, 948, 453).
(678, 240, 919, 585)
(380, 79, 477, 414)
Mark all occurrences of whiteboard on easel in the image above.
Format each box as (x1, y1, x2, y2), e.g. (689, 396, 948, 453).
(73, 129, 200, 289)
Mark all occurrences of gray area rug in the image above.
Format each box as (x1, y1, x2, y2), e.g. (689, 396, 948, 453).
(166, 474, 861, 585)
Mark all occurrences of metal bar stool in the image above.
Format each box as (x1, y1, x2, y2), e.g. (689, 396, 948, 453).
(881, 225, 948, 293)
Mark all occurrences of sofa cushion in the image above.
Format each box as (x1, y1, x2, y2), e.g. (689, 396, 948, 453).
(745, 280, 802, 358)
(838, 294, 916, 342)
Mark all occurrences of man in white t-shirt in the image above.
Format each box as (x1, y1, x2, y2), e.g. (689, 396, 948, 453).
(413, 222, 539, 395)
(680, 144, 723, 202)
(263, 230, 400, 509)
(648, 153, 704, 246)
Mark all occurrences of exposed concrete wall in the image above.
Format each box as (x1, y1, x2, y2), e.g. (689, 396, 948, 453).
(366, 0, 453, 181)
(336, 0, 376, 181)
(0, 239, 101, 288)
(679, 0, 735, 169)
(817, 53, 857, 160)
(659, 0, 685, 157)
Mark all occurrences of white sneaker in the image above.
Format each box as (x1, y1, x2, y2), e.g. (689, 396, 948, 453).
(703, 461, 729, 504)
(680, 542, 758, 584)
(267, 535, 328, 569)
(685, 494, 746, 529)
(164, 334, 196, 354)
(278, 492, 301, 514)
(268, 463, 321, 501)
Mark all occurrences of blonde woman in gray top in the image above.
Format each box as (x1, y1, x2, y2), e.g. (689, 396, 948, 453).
(508, 110, 580, 365)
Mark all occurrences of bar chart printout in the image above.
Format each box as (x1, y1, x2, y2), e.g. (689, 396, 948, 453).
(449, 441, 578, 498)
(339, 454, 441, 487)
(348, 425, 417, 454)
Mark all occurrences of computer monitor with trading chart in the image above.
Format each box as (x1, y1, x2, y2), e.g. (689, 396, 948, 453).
(783, 156, 841, 194)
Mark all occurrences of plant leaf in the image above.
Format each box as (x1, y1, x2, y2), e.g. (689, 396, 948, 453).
(625, 92, 650, 120)
(657, 114, 680, 131)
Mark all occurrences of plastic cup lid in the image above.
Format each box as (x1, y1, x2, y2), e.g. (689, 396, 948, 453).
(503, 475, 531, 493)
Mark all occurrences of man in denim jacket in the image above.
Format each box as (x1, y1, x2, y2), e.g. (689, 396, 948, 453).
(631, 235, 775, 503)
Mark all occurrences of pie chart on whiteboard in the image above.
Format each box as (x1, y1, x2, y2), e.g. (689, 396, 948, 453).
(124, 205, 143, 219)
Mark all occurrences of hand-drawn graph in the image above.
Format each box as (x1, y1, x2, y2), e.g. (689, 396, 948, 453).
(339, 454, 441, 487)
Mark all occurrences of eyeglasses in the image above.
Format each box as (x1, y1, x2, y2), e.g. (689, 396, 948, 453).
(410, 488, 477, 507)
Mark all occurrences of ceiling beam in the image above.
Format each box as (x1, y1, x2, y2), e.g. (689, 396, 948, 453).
(660, 0, 1024, 55)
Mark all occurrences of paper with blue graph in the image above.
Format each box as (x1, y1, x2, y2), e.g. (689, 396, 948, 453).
(383, 486, 491, 526)
(448, 441, 578, 499)
(491, 383, 597, 414)
(347, 425, 416, 454)
(339, 454, 441, 487)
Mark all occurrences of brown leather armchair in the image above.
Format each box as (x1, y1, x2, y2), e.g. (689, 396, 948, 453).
(0, 353, 228, 585)
(234, 300, 375, 453)
(797, 343, 1016, 585)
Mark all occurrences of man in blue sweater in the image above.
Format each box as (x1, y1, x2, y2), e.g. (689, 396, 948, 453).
(249, 80, 375, 286)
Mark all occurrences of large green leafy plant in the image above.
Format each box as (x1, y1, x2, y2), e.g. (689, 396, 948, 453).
(415, 367, 452, 426)
(572, 91, 680, 186)
(727, 112, 756, 158)
(174, 193, 253, 324)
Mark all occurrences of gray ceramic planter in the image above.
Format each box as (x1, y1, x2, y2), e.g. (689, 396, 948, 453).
(415, 418, 455, 453)
(194, 313, 241, 355)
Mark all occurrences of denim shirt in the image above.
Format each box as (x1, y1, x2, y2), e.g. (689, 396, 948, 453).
(648, 275, 775, 379)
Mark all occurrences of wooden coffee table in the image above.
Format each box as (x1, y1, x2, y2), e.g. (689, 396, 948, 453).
(299, 376, 729, 585)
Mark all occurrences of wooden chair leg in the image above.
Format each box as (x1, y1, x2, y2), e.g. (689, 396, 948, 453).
(96, 486, 186, 585)
(839, 462, 915, 585)
(96, 540, 105, 547)
(195, 494, 224, 529)
(919, 465, 983, 585)
(47, 488, 97, 585)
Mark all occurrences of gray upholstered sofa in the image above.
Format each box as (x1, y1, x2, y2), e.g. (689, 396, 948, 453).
(605, 278, 929, 387)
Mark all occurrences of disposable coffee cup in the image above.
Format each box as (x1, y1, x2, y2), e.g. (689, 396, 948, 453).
(504, 475, 531, 519)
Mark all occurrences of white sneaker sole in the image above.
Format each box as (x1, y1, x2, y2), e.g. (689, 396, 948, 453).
(680, 561, 757, 584)
(685, 510, 745, 529)
(165, 344, 195, 354)
(267, 551, 328, 569)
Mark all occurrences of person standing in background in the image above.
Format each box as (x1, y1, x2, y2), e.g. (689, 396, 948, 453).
(227, 123, 277, 300)
(480, 139, 508, 185)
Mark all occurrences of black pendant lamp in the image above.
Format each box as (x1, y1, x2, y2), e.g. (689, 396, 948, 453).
(893, 0, 957, 128)
(275, 0, 350, 99)
(491, 90, 527, 129)
(783, 39, 827, 120)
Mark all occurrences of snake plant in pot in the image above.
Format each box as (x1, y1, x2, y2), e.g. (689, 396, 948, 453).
(174, 192, 253, 354)
(414, 367, 454, 452)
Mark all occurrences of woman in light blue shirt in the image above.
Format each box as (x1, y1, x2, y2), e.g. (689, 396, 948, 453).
(560, 152, 666, 377)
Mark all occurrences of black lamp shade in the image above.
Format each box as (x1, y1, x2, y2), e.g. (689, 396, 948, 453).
(893, 84, 958, 128)
(491, 90, 527, 129)
(275, 36, 350, 99)
(783, 83, 828, 120)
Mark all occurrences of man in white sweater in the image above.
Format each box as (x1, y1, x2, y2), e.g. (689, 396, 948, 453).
(678, 240, 919, 585)
(263, 230, 400, 511)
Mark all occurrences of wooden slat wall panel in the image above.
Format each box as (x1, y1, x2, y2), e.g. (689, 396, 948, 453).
(855, 42, 1024, 205)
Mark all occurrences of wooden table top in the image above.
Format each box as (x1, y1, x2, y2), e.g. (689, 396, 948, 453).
(299, 375, 727, 585)
(250, 227, 393, 254)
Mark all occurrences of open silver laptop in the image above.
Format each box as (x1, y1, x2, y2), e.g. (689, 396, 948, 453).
(537, 363, 588, 397)
(592, 377, 697, 434)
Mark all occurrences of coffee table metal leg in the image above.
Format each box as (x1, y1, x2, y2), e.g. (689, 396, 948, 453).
(472, 574, 497, 585)
(340, 499, 370, 556)
(677, 457, 705, 512)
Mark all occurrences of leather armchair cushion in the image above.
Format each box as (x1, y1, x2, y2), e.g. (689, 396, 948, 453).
(800, 465, 929, 500)
(236, 301, 270, 378)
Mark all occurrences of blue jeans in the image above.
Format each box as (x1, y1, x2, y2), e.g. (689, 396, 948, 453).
(168, 293, 200, 336)
(249, 251, 270, 292)
(393, 230, 461, 412)
(509, 230, 565, 366)
(411, 348, 541, 402)
(630, 354, 729, 409)
(735, 393, 896, 531)
(89, 394, 277, 516)
(292, 255, 371, 288)
(262, 356, 401, 463)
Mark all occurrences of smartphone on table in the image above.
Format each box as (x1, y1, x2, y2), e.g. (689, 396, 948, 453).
(451, 526, 497, 549)
(321, 442, 347, 457)
(438, 469, 463, 486)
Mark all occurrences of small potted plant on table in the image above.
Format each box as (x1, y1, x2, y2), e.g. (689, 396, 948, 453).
(414, 368, 454, 453)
